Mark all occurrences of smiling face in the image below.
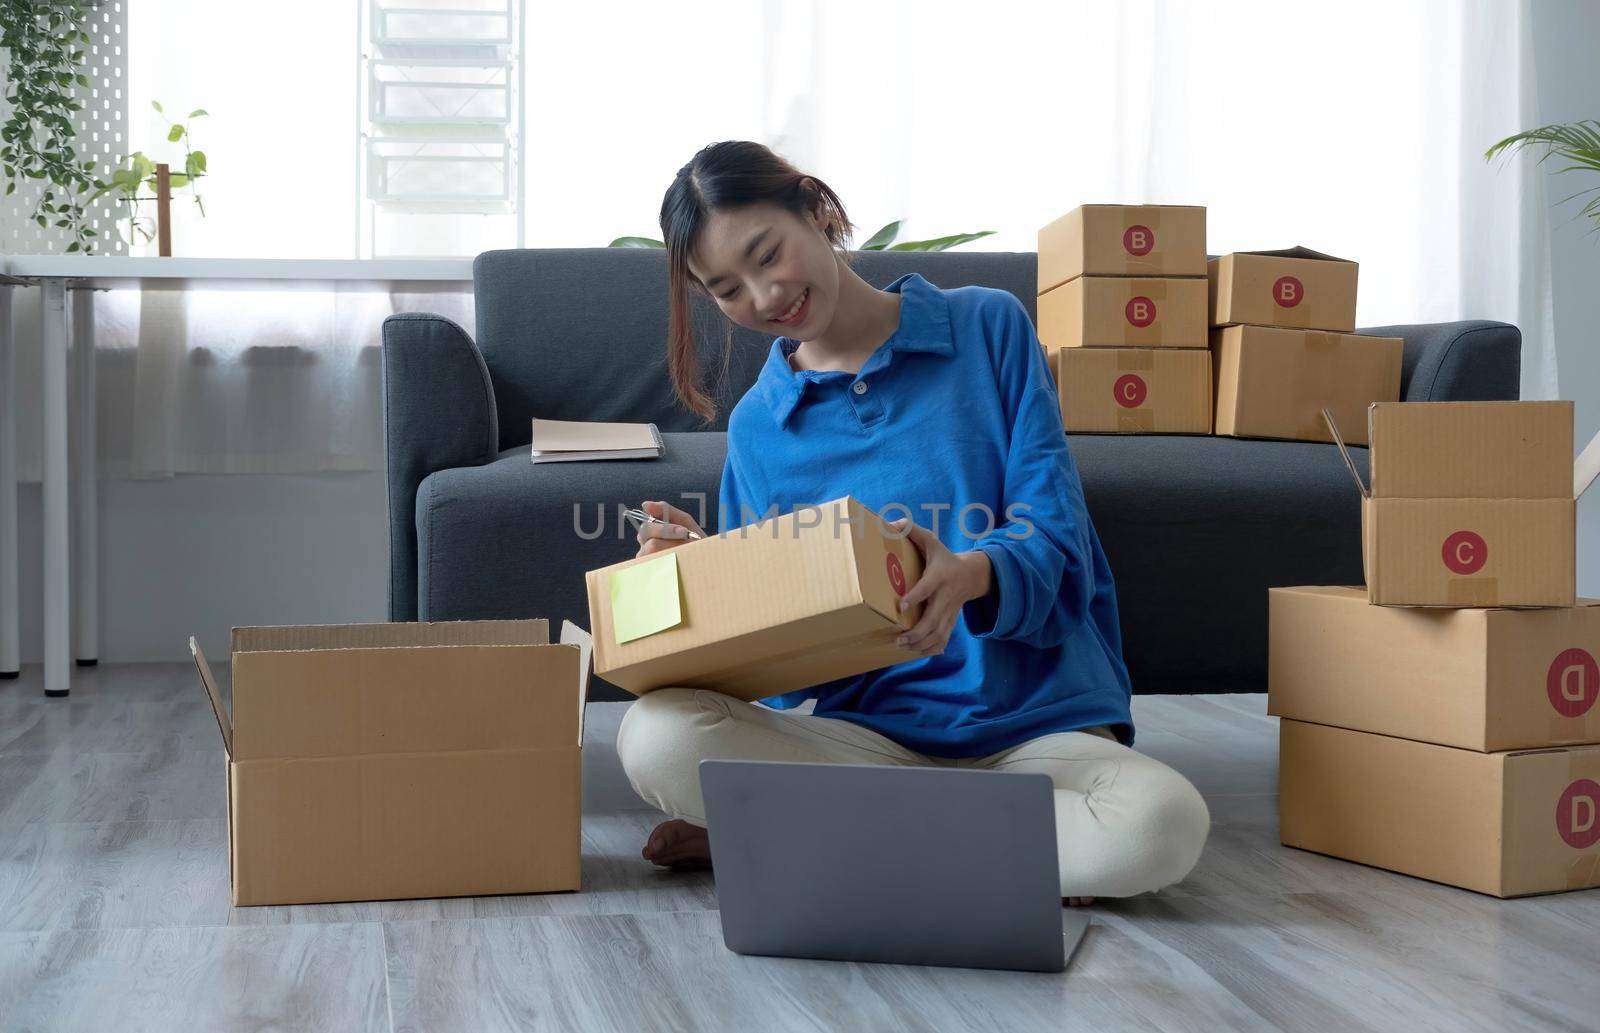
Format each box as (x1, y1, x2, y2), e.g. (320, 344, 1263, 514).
(686, 193, 842, 340)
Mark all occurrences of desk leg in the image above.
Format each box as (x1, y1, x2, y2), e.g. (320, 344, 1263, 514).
(70, 287, 98, 667)
(0, 285, 18, 679)
(41, 279, 70, 697)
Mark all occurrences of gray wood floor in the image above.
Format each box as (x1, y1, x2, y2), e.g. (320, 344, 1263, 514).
(0, 664, 1596, 1033)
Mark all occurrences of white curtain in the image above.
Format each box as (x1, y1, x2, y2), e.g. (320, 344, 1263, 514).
(8, 0, 1558, 480)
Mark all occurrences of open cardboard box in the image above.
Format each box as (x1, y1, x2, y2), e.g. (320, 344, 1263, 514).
(586, 496, 926, 701)
(1208, 246, 1358, 331)
(1269, 586, 1600, 752)
(1324, 402, 1600, 607)
(1279, 718, 1600, 897)
(1211, 325, 1401, 444)
(1036, 203, 1207, 293)
(190, 619, 592, 907)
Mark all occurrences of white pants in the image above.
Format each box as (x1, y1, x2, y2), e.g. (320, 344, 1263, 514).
(616, 688, 1212, 899)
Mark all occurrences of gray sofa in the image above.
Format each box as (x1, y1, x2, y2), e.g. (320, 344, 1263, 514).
(382, 248, 1520, 703)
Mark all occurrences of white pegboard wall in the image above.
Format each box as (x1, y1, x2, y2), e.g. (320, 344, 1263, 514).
(1, 0, 127, 255)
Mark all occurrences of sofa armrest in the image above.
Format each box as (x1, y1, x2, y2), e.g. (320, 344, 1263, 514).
(382, 313, 500, 621)
(1358, 319, 1521, 402)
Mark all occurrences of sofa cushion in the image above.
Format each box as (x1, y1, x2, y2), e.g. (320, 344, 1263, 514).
(415, 431, 727, 632)
(418, 427, 1370, 701)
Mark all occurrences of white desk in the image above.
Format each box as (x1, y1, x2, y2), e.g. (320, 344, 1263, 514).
(0, 256, 473, 695)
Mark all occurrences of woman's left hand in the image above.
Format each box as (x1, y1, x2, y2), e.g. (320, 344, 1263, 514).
(888, 517, 993, 656)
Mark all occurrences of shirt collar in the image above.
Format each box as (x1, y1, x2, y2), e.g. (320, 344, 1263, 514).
(755, 271, 955, 430)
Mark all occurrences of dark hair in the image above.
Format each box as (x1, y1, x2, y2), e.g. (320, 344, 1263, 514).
(659, 140, 858, 422)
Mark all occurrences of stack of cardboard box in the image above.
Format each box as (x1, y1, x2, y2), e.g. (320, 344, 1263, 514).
(1209, 247, 1402, 445)
(1269, 400, 1600, 897)
(1035, 205, 1211, 433)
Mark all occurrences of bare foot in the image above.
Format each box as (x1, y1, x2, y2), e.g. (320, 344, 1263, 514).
(1062, 896, 1096, 907)
(642, 818, 713, 869)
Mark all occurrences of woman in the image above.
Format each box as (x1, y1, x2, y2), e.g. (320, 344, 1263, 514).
(616, 140, 1210, 906)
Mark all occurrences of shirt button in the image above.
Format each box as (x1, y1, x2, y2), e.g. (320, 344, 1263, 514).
(852, 381, 869, 395)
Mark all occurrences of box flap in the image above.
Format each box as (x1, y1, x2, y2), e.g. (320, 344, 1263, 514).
(231, 633, 578, 761)
(560, 620, 594, 746)
(1235, 245, 1351, 263)
(1576, 428, 1600, 500)
(189, 637, 234, 758)
(1368, 401, 1573, 499)
(231, 619, 549, 653)
(1321, 408, 1370, 499)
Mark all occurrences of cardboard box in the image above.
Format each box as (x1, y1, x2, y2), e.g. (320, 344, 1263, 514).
(586, 497, 925, 700)
(1269, 586, 1600, 751)
(1208, 247, 1358, 331)
(1324, 401, 1600, 608)
(189, 619, 593, 907)
(1037, 204, 1207, 292)
(1052, 347, 1211, 434)
(1211, 325, 1402, 444)
(1037, 276, 1208, 350)
(1279, 718, 1600, 897)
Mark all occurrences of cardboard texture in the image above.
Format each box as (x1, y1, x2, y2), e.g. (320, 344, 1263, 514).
(1211, 325, 1402, 444)
(190, 619, 593, 907)
(1269, 586, 1600, 751)
(1052, 347, 1211, 434)
(1324, 401, 1597, 608)
(1036, 204, 1207, 292)
(1036, 276, 1208, 350)
(586, 497, 926, 700)
(1207, 247, 1358, 331)
(1279, 719, 1600, 898)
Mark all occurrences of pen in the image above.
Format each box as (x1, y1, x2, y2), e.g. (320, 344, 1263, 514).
(623, 507, 704, 540)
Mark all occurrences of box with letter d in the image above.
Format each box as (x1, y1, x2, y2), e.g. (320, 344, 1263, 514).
(1325, 400, 1600, 608)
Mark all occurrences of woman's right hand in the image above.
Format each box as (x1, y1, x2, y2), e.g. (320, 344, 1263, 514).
(635, 499, 708, 558)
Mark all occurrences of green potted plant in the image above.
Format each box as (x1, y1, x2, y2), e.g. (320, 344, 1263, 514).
(0, 0, 100, 252)
(1486, 119, 1600, 234)
(609, 220, 995, 251)
(89, 100, 210, 248)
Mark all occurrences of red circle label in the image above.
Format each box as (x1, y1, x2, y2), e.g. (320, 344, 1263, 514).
(1125, 296, 1157, 327)
(885, 553, 906, 595)
(1556, 778, 1600, 850)
(1123, 225, 1154, 256)
(1272, 275, 1304, 308)
(1441, 530, 1487, 575)
(1547, 647, 1599, 718)
(1113, 374, 1148, 409)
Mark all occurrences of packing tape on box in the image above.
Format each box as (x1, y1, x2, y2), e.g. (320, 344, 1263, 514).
(1118, 409, 1156, 433)
(1131, 281, 1169, 301)
(1566, 749, 1600, 889)
(1121, 208, 1163, 233)
(1117, 350, 1155, 371)
(1447, 577, 1499, 606)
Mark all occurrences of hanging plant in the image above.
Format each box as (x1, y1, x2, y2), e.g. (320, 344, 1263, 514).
(0, 0, 100, 253)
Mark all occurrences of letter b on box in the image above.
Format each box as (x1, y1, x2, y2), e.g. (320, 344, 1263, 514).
(1273, 275, 1304, 309)
(1123, 225, 1154, 256)
(1125, 296, 1156, 328)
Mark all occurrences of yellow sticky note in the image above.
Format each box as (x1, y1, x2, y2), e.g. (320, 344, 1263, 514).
(609, 552, 683, 644)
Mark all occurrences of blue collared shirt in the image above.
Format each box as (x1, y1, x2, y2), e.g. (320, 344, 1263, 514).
(716, 271, 1134, 757)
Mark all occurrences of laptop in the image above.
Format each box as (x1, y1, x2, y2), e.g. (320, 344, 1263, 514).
(699, 759, 1089, 973)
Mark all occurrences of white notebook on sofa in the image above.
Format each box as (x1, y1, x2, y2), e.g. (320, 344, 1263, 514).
(530, 418, 663, 463)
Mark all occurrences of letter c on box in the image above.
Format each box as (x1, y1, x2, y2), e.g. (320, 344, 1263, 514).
(1113, 374, 1147, 409)
(1441, 530, 1487, 575)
